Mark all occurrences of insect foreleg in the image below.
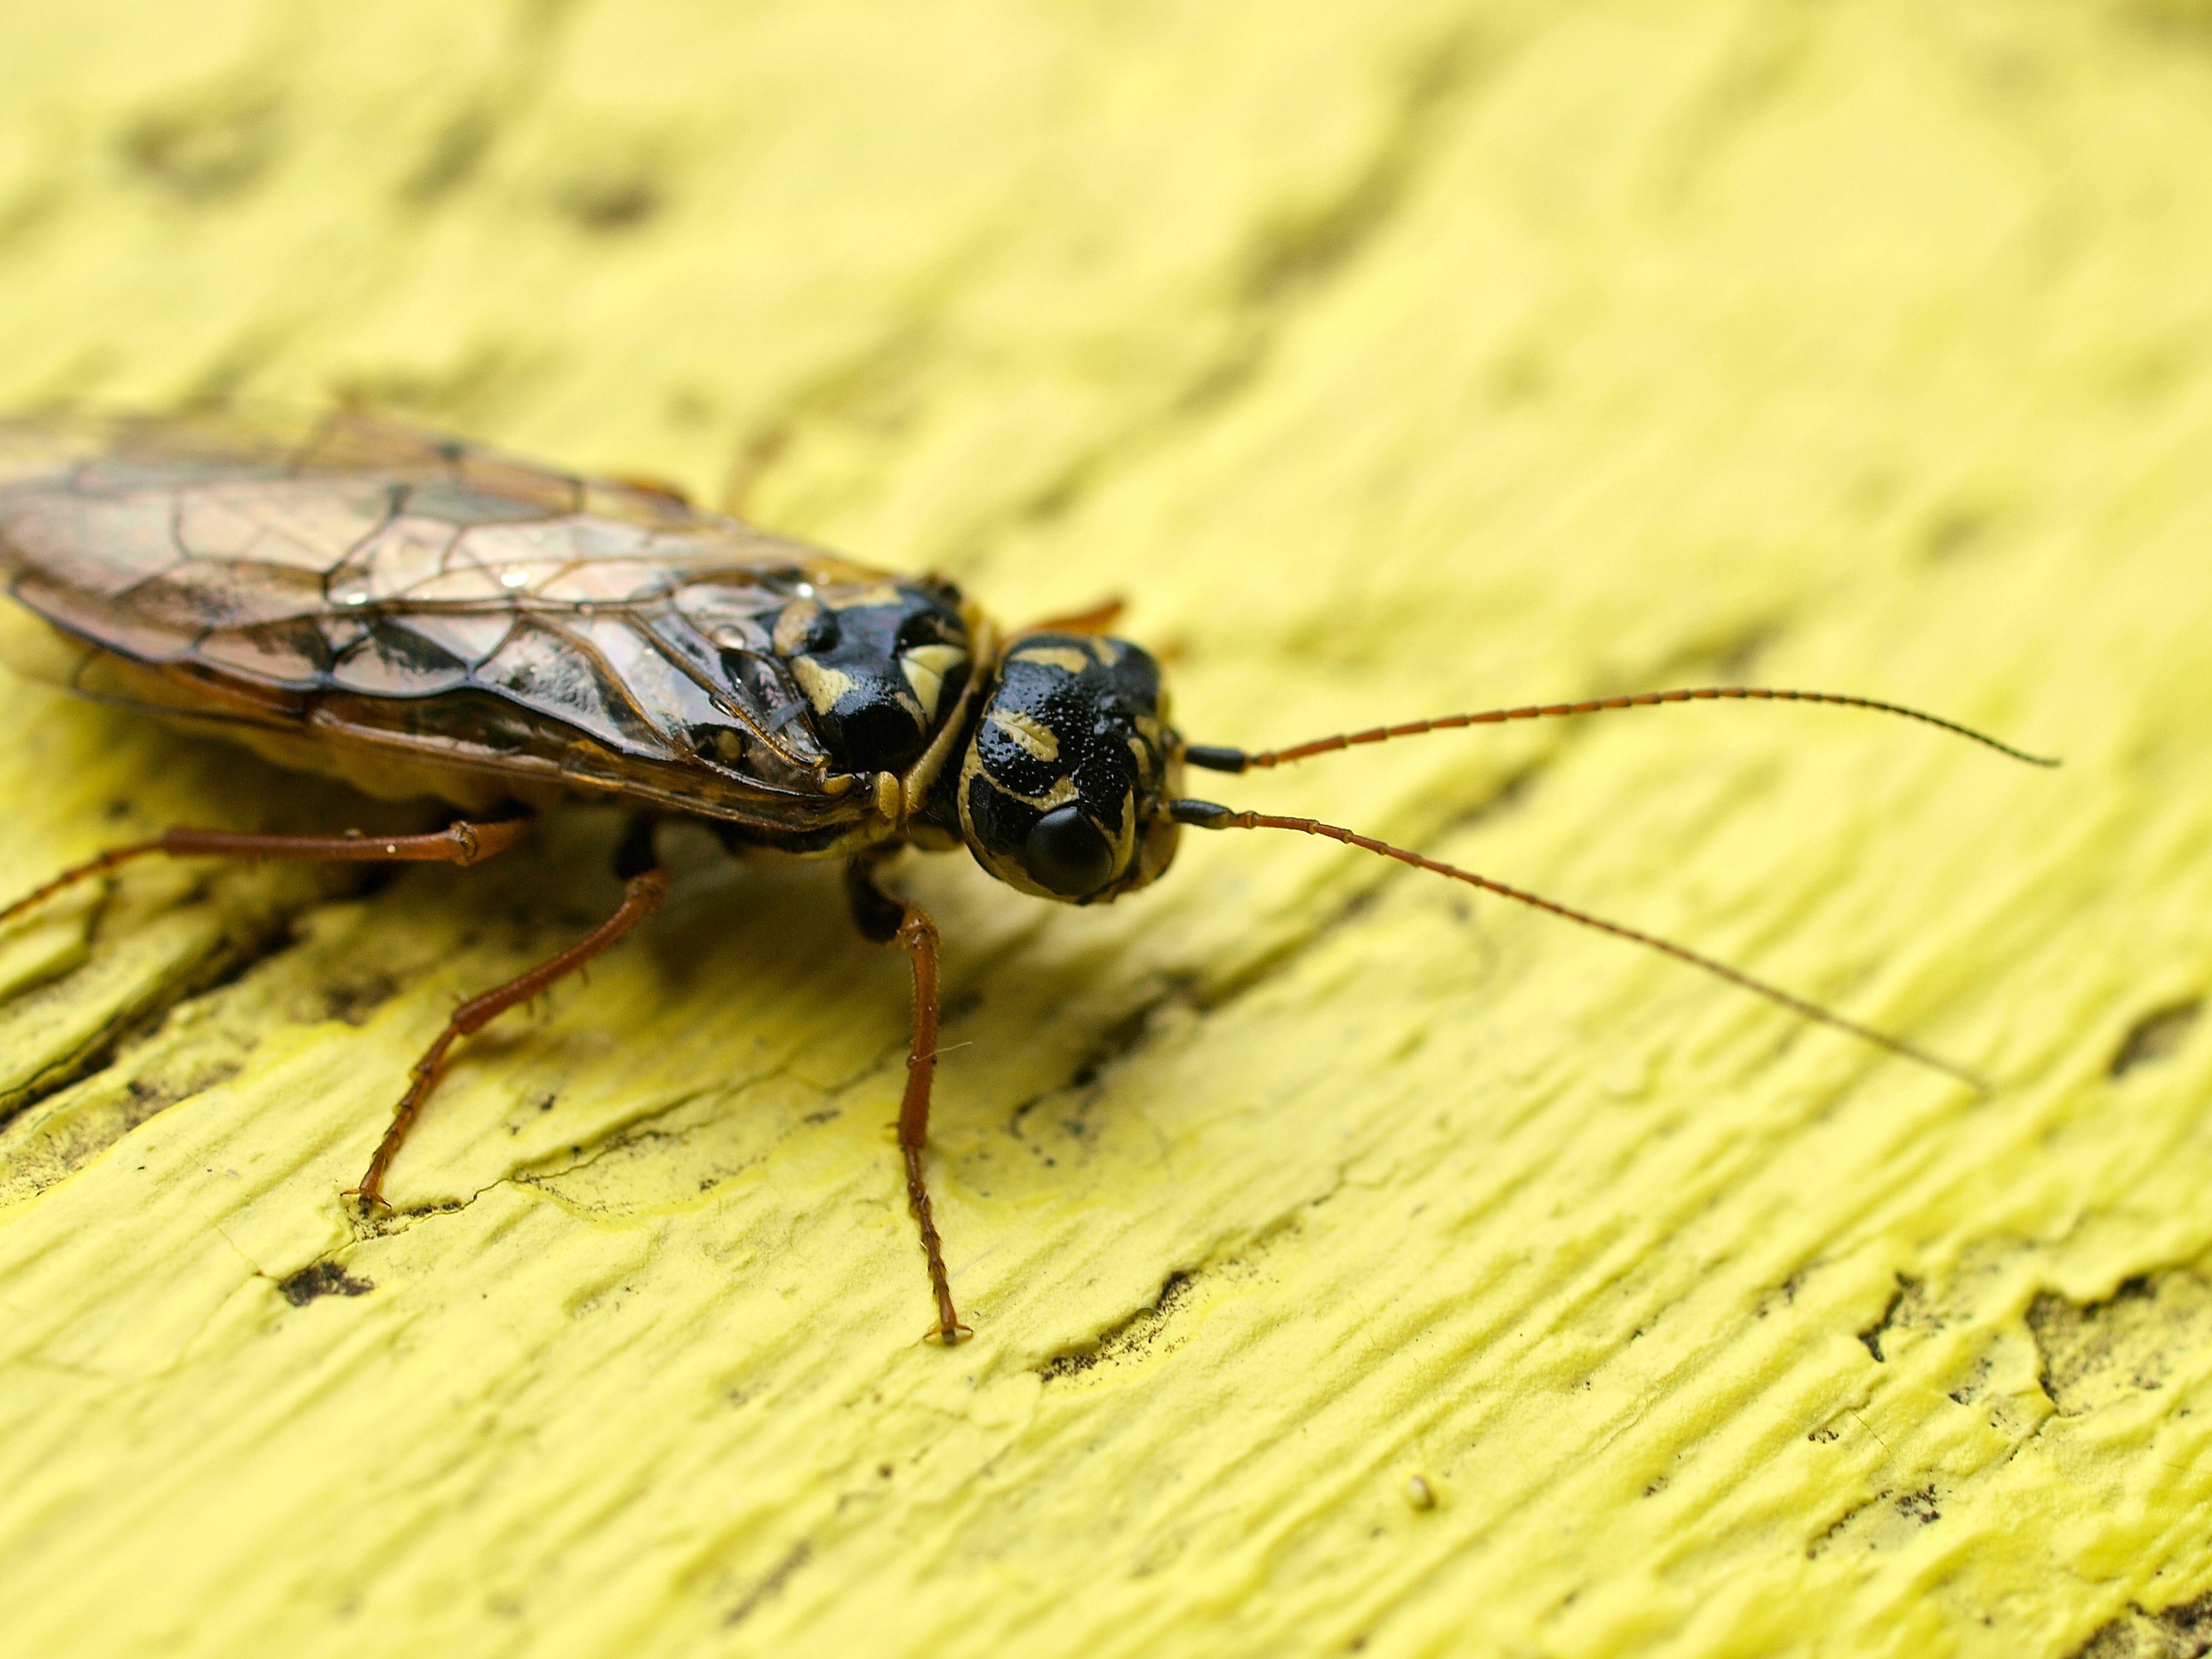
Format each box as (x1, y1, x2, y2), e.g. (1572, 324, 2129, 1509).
(1014, 595, 1125, 637)
(0, 816, 535, 929)
(349, 859, 668, 1211)
(846, 854, 969, 1345)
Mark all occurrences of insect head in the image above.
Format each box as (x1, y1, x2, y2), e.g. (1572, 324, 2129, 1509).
(954, 632, 1181, 903)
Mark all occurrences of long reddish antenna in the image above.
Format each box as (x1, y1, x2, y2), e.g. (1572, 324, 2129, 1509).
(1167, 800, 1985, 1090)
(1181, 686, 2058, 773)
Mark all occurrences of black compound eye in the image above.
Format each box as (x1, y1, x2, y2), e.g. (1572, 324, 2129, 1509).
(1024, 804, 1115, 897)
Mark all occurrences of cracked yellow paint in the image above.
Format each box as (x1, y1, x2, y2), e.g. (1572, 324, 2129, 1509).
(2, 2, 2211, 1655)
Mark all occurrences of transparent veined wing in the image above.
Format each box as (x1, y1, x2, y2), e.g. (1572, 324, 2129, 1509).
(0, 415, 908, 837)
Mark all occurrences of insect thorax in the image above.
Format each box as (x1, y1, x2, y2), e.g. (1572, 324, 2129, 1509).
(765, 578, 973, 777)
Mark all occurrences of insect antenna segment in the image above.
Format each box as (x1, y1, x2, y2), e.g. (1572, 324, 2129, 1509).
(1171, 683, 2059, 1092)
(1166, 801, 1985, 1089)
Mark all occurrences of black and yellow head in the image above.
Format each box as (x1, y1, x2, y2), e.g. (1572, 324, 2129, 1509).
(955, 631, 1183, 903)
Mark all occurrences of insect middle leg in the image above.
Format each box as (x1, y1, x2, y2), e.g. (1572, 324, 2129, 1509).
(846, 854, 968, 1344)
(350, 828, 668, 1210)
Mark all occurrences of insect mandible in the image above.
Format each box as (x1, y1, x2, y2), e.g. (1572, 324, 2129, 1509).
(0, 416, 2056, 1342)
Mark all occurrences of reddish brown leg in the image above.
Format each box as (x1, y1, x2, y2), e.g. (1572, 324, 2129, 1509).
(846, 858, 968, 1344)
(896, 907, 968, 1345)
(350, 863, 668, 1208)
(1016, 595, 1125, 637)
(0, 817, 533, 928)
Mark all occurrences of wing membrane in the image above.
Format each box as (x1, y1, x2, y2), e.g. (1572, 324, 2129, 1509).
(0, 415, 898, 837)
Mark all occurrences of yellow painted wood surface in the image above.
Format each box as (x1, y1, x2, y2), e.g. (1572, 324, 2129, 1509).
(2, 2, 2210, 1654)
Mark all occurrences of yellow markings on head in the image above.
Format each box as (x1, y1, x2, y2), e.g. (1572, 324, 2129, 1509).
(1009, 645, 1088, 675)
(989, 708, 1060, 763)
(1012, 775, 1079, 811)
(1088, 637, 1122, 665)
(900, 643, 966, 722)
(789, 654, 859, 714)
(956, 736, 1080, 898)
(959, 739, 1078, 814)
(834, 584, 905, 610)
(874, 771, 903, 820)
(1108, 786, 1137, 868)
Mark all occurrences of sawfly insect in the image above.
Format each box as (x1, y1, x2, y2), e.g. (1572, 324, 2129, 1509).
(0, 416, 2055, 1342)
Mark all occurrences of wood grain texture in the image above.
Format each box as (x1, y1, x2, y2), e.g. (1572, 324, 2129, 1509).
(2, 2, 2209, 1654)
